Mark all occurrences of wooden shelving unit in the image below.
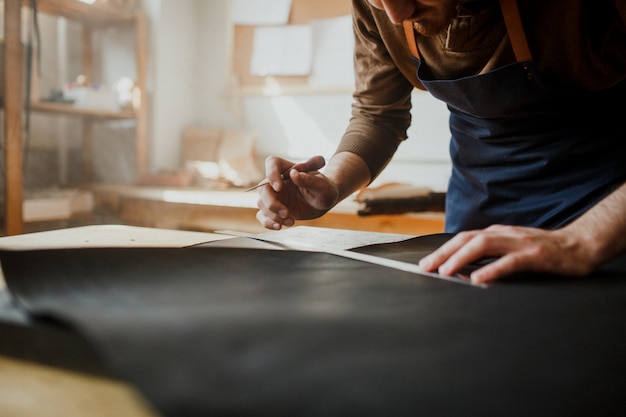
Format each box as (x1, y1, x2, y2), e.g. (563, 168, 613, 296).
(29, 101, 136, 119)
(27, 0, 136, 23)
(3, 0, 148, 235)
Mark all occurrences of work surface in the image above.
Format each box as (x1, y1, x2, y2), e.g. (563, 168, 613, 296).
(90, 184, 445, 235)
(0, 225, 624, 417)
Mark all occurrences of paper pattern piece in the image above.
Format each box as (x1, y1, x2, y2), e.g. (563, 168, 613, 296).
(216, 228, 480, 287)
(232, 0, 292, 25)
(0, 225, 227, 251)
(250, 25, 313, 76)
(253, 226, 413, 250)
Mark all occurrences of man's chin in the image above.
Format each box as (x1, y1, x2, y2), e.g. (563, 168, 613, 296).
(412, 20, 448, 37)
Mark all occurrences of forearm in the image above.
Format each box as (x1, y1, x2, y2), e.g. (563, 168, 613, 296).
(341, 0, 414, 179)
(558, 181, 626, 268)
(324, 151, 371, 202)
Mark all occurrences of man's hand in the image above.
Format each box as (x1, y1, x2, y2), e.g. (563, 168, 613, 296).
(255, 155, 339, 230)
(420, 182, 626, 284)
(418, 225, 596, 284)
(255, 152, 372, 230)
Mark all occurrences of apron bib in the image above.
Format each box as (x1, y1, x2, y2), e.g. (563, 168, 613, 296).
(404, 0, 626, 232)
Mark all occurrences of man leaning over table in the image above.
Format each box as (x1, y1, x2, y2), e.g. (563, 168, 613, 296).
(253, 0, 626, 285)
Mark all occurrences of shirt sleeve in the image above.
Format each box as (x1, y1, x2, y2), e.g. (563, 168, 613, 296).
(334, 0, 416, 182)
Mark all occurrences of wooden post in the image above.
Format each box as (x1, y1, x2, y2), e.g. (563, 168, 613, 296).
(80, 24, 94, 181)
(81, 24, 93, 85)
(81, 119, 94, 182)
(134, 11, 149, 179)
(4, 0, 24, 235)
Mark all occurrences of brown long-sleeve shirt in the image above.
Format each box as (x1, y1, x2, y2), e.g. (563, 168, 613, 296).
(337, 0, 626, 180)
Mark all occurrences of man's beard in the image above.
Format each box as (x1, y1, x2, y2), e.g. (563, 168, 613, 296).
(411, 1, 459, 37)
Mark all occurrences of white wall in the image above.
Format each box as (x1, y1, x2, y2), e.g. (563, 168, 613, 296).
(142, 0, 453, 190)
(144, 0, 202, 171)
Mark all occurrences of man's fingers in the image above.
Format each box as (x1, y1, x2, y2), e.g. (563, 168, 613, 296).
(419, 231, 478, 272)
(436, 233, 499, 276)
(290, 155, 325, 174)
(265, 156, 294, 192)
(470, 254, 524, 284)
(255, 209, 282, 230)
(256, 195, 294, 229)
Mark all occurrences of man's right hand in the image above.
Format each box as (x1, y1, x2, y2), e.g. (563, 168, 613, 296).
(255, 152, 372, 230)
(255, 155, 339, 230)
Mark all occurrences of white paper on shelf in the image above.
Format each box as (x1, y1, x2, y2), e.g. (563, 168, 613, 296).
(250, 25, 313, 76)
(233, 0, 292, 26)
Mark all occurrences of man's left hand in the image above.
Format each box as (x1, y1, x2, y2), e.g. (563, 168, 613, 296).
(418, 225, 595, 284)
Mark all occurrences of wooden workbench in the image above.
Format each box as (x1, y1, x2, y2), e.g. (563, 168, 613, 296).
(90, 184, 445, 235)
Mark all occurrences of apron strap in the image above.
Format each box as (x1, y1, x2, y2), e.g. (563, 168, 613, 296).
(402, 0, 533, 62)
(499, 0, 533, 62)
(403, 20, 420, 60)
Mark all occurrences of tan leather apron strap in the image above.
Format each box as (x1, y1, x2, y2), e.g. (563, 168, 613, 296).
(403, 20, 420, 60)
(403, 0, 532, 63)
(498, 0, 533, 62)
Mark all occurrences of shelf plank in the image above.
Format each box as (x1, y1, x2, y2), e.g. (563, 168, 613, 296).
(23, 0, 136, 23)
(30, 101, 135, 119)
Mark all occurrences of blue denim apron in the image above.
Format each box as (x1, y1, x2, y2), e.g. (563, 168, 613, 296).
(404, 0, 626, 233)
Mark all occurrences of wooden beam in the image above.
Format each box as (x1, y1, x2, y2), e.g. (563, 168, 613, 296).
(4, 0, 24, 235)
